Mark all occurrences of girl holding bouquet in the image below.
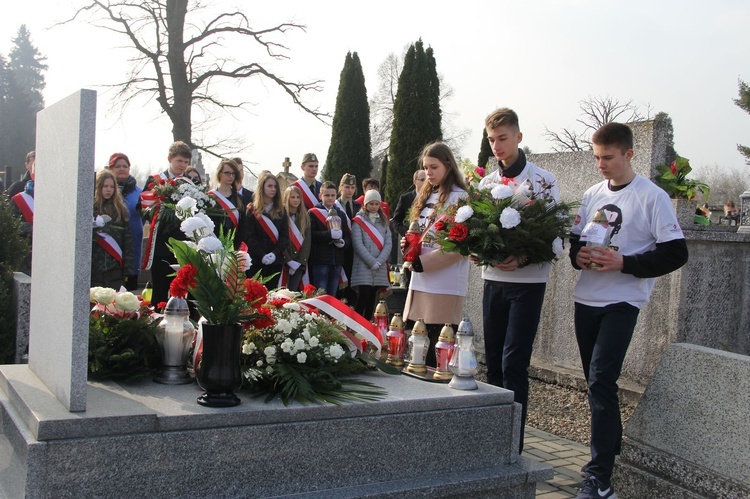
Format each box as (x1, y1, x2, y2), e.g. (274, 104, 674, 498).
(401, 142, 468, 367)
(351, 189, 392, 320)
(245, 170, 288, 289)
(281, 185, 311, 291)
(91, 170, 134, 289)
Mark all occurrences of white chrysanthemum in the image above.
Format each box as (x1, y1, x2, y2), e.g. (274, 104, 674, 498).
(294, 338, 306, 351)
(256, 360, 264, 367)
(280, 338, 294, 353)
(552, 237, 564, 258)
(328, 344, 345, 360)
(180, 216, 207, 235)
(301, 329, 311, 341)
(454, 205, 474, 223)
(177, 196, 197, 211)
(499, 207, 521, 229)
(491, 184, 514, 200)
(193, 212, 215, 233)
(296, 352, 307, 364)
(308, 336, 320, 347)
(242, 342, 256, 355)
(282, 301, 301, 311)
(264, 346, 276, 357)
(197, 236, 222, 253)
(275, 319, 293, 335)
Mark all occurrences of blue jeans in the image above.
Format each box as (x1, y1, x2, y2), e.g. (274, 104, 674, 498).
(311, 264, 342, 296)
(574, 301, 639, 486)
(483, 280, 547, 452)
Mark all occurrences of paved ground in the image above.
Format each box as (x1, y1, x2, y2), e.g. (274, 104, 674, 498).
(523, 427, 589, 498)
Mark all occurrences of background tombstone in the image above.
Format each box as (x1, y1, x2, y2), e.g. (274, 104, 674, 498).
(27, 89, 96, 412)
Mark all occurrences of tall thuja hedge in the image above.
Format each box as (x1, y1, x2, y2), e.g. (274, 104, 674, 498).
(323, 51, 371, 193)
(385, 40, 442, 207)
(0, 195, 30, 363)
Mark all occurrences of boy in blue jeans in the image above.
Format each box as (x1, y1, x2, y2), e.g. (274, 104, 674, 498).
(308, 181, 351, 295)
(569, 122, 687, 498)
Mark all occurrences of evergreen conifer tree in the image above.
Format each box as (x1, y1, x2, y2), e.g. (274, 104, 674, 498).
(6, 25, 47, 172)
(323, 52, 371, 194)
(734, 80, 750, 165)
(385, 40, 442, 206)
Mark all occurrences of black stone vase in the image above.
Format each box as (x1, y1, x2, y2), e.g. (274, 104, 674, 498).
(196, 323, 243, 407)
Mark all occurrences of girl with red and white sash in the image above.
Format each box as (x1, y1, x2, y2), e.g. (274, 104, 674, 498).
(244, 171, 288, 289)
(208, 159, 246, 248)
(281, 185, 311, 291)
(350, 189, 392, 320)
(91, 170, 134, 289)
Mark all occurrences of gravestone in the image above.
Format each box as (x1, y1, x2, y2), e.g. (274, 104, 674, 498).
(26, 89, 96, 412)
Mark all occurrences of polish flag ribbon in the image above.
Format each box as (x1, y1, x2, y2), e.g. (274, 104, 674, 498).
(293, 179, 318, 210)
(12, 192, 34, 225)
(96, 232, 123, 266)
(352, 215, 384, 250)
(299, 294, 382, 353)
(209, 189, 239, 228)
(257, 213, 279, 243)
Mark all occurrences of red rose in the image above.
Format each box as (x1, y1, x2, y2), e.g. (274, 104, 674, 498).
(303, 284, 316, 297)
(244, 278, 268, 307)
(156, 301, 167, 310)
(475, 167, 486, 177)
(434, 220, 445, 231)
(448, 223, 469, 242)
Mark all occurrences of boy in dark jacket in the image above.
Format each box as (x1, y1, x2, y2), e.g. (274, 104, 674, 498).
(308, 181, 351, 295)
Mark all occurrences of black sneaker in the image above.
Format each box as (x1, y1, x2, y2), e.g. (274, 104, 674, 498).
(575, 476, 617, 499)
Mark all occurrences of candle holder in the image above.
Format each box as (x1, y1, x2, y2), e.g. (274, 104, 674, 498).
(433, 323, 455, 381)
(448, 317, 478, 390)
(405, 318, 429, 375)
(402, 221, 422, 269)
(373, 300, 389, 357)
(154, 296, 195, 385)
(386, 313, 407, 367)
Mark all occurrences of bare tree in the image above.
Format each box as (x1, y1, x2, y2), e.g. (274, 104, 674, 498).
(693, 164, 749, 206)
(544, 95, 650, 152)
(61, 0, 327, 157)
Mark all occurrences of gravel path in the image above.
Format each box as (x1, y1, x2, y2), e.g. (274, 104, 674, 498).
(478, 367, 636, 445)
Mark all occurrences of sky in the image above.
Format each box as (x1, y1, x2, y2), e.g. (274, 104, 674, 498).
(2, 0, 750, 186)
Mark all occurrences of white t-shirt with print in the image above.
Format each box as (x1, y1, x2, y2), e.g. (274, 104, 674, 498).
(571, 175, 684, 309)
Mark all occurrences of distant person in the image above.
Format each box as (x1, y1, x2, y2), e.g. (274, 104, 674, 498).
(281, 185, 311, 291)
(141, 141, 192, 305)
(337, 173, 359, 305)
(7, 151, 35, 198)
(292, 153, 322, 210)
(724, 200, 740, 224)
(400, 142, 468, 368)
(569, 122, 688, 499)
(232, 157, 254, 207)
(351, 189, 392, 320)
(391, 170, 426, 237)
(245, 170, 288, 289)
(355, 178, 390, 219)
(10, 158, 35, 275)
(107, 152, 143, 290)
(308, 181, 350, 295)
(184, 166, 203, 185)
(207, 159, 246, 248)
(91, 170, 134, 289)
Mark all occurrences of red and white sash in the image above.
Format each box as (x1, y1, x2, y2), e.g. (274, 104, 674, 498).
(334, 200, 352, 229)
(96, 232, 123, 267)
(210, 189, 239, 228)
(257, 213, 279, 243)
(293, 179, 318, 210)
(288, 216, 304, 252)
(12, 192, 34, 225)
(299, 294, 382, 353)
(352, 215, 384, 250)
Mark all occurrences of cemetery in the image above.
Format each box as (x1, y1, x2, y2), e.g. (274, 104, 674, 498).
(1, 89, 748, 498)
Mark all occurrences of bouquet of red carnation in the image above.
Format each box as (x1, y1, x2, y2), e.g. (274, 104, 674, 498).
(433, 178, 573, 266)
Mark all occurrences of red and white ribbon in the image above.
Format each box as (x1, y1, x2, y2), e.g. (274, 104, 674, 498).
(209, 189, 239, 228)
(96, 232, 123, 267)
(12, 192, 34, 225)
(288, 216, 304, 252)
(293, 179, 318, 210)
(299, 294, 382, 353)
(352, 215, 384, 250)
(257, 213, 279, 243)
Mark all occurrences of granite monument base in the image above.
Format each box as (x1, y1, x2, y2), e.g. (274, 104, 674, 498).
(0, 365, 551, 498)
(613, 343, 750, 498)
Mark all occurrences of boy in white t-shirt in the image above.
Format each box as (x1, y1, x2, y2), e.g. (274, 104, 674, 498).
(474, 108, 560, 453)
(569, 123, 688, 499)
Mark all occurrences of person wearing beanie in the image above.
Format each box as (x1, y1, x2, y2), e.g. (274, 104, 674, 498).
(350, 187, 391, 320)
(106, 152, 144, 290)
